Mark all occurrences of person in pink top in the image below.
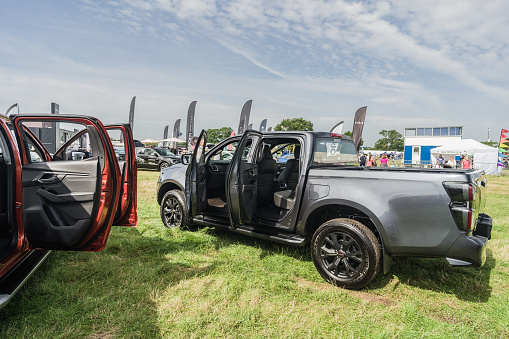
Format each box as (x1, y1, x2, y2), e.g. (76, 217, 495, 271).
(366, 153, 373, 166)
(462, 155, 471, 169)
(380, 153, 389, 167)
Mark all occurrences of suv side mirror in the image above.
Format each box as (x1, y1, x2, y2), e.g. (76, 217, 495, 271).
(181, 154, 191, 165)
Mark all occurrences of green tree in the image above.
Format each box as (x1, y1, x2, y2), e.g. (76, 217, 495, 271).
(206, 127, 233, 144)
(481, 140, 499, 147)
(343, 130, 363, 147)
(373, 129, 404, 151)
(274, 118, 313, 131)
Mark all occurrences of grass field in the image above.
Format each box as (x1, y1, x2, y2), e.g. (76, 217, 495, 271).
(1, 170, 508, 338)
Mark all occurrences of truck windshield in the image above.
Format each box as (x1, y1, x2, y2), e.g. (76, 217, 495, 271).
(313, 137, 358, 166)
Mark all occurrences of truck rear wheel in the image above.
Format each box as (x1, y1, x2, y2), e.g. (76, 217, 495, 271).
(311, 218, 381, 289)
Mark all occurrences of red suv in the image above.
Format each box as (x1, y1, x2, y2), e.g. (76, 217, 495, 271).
(0, 113, 137, 308)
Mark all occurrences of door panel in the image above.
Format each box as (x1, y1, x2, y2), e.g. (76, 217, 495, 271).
(22, 159, 100, 248)
(207, 162, 229, 190)
(12, 115, 121, 251)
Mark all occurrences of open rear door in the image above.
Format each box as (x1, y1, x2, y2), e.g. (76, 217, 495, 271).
(185, 130, 207, 222)
(12, 115, 122, 251)
(226, 130, 262, 229)
(105, 124, 137, 226)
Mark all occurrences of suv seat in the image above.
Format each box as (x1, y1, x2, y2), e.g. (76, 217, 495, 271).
(277, 145, 300, 190)
(257, 145, 277, 205)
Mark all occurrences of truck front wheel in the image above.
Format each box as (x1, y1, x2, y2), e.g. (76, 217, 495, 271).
(160, 190, 186, 228)
(311, 218, 381, 289)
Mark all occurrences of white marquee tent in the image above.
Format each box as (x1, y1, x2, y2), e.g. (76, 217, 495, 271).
(430, 139, 500, 175)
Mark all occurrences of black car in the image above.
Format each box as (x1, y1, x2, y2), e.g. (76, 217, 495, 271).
(136, 147, 180, 171)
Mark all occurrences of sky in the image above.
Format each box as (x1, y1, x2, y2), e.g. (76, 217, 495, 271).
(1, 0, 508, 146)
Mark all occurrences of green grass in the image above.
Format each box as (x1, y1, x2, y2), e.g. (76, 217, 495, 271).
(1, 170, 508, 338)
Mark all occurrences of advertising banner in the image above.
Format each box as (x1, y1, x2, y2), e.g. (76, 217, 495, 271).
(162, 125, 169, 148)
(330, 121, 344, 134)
(186, 101, 197, 150)
(237, 100, 252, 135)
(352, 107, 367, 151)
(129, 96, 136, 131)
(259, 119, 267, 132)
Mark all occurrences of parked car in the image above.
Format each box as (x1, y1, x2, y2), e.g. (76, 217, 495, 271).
(0, 113, 137, 309)
(114, 146, 126, 161)
(157, 130, 492, 289)
(133, 139, 146, 155)
(136, 147, 180, 171)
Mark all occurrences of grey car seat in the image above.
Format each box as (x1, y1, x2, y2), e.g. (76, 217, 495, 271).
(257, 145, 277, 205)
(276, 145, 300, 190)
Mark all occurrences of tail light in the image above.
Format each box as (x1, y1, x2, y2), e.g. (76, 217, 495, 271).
(449, 206, 474, 231)
(443, 182, 476, 233)
(330, 133, 343, 138)
(443, 182, 475, 202)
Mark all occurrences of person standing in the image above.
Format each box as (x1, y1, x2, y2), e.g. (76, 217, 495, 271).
(462, 155, 471, 169)
(380, 153, 389, 167)
(444, 156, 455, 168)
(359, 153, 366, 166)
(437, 154, 444, 168)
(366, 153, 373, 167)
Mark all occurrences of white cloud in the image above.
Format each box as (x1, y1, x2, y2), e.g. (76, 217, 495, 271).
(81, 0, 509, 104)
(2, 1, 508, 146)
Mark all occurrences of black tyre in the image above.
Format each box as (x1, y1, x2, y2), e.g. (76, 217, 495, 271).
(311, 218, 382, 289)
(160, 190, 186, 228)
(159, 161, 170, 171)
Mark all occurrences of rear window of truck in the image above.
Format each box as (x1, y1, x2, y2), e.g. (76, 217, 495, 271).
(313, 137, 359, 166)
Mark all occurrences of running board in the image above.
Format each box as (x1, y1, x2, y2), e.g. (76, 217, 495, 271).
(192, 216, 306, 246)
(233, 225, 306, 246)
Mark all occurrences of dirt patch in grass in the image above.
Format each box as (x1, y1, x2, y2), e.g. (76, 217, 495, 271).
(87, 333, 117, 339)
(295, 277, 394, 306)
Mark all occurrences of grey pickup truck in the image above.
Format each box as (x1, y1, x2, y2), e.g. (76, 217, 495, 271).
(156, 130, 492, 289)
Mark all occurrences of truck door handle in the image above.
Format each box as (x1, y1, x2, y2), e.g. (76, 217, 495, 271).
(38, 173, 62, 184)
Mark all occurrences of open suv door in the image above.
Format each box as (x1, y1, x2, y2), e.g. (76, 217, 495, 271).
(226, 130, 262, 229)
(11, 114, 133, 251)
(185, 130, 207, 222)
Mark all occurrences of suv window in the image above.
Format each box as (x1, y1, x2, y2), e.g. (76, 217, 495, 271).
(314, 137, 358, 166)
(210, 140, 239, 162)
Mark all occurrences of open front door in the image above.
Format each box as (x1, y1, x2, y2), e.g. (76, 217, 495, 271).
(12, 115, 122, 251)
(226, 130, 262, 229)
(185, 130, 207, 222)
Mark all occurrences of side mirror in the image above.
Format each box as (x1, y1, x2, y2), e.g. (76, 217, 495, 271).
(181, 154, 191, 165)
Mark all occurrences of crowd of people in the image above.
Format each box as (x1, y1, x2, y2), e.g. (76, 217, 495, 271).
(436, 154, 472, 169)
(359, 152, 394, 167)
(359, 152, 473, 169)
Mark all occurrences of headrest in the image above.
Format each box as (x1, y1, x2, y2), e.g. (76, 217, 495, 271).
(263, 145, 272, 159)
(294, 145, 301, 160)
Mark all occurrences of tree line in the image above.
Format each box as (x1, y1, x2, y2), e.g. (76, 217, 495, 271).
(206, 117, 404, 151)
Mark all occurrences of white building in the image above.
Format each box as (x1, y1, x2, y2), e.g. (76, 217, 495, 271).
(403, 126, 463, 165)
